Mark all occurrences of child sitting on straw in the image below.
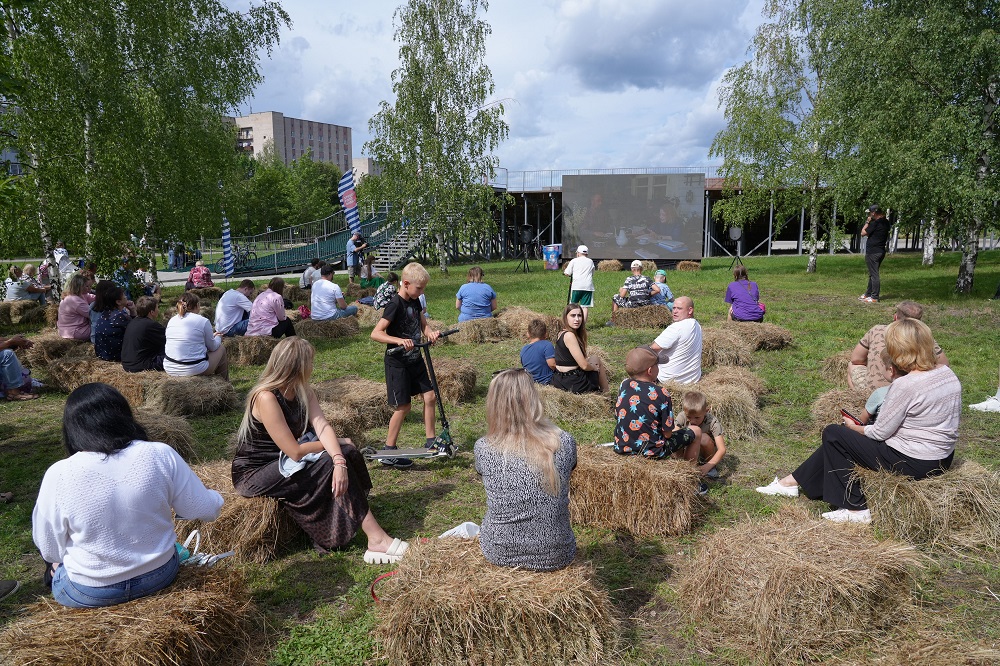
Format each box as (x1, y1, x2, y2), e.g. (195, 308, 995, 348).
(674, 391, 727, 478)
(858, 348, 899, 425)
(520, 319, 555, 385)
(613, 347, 701, 463)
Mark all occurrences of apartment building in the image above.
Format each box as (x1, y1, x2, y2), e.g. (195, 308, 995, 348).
(231, 111, 352, 172)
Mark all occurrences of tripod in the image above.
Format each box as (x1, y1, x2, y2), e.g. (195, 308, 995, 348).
(516, 243, 530, 273)
(728, 228, 745, 271)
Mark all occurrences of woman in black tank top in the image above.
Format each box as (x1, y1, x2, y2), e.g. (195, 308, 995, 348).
(552, 304, 609, 394)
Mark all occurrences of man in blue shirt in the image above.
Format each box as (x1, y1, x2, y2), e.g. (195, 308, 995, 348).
(345, 232, 368, 284)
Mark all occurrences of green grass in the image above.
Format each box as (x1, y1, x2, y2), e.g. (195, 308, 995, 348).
(2, 250, 999, 663)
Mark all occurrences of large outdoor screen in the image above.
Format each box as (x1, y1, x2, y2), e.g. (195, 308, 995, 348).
(562, 174, 705, 261)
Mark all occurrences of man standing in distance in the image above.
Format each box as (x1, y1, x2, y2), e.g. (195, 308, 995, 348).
(650, 296, 703, 384)
(346, 232, 368, 285)
(563, 245, 595, 321)
(860, 205, 891, 303)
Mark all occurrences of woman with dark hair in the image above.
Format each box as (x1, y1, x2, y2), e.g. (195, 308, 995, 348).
(551, 303, 609, 394)
(163, 292, 228, 379)
(93, 284, 133, 361)
(247, 277, 295, 338)
(32, 383, 222, 608)
(455, 266, 497, 322)
(724, 265, 764, 322)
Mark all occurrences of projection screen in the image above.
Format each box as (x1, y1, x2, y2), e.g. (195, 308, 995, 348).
(561, 174, 705, 261)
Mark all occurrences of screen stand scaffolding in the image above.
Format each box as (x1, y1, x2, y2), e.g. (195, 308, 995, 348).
(516, 244, 530, 273)
(517, 225, 532, 273)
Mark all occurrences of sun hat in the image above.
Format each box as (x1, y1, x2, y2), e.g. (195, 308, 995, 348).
(577, 245, 589, 254)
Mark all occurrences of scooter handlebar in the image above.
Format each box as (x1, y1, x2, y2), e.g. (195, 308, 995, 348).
(386, 328, 460, 355)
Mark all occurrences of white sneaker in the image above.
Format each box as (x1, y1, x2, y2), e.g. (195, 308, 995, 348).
(969, 396, 1000, 413)
(822, 508, 871, 524)
(755, 477, 799, 497)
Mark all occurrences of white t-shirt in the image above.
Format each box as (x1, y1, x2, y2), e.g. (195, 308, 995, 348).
(653, 318, 703, 384)
(215, 289, 252, 334)
(54, 248, 75, 275)
(163, 313, 220, 376)
(300, 266, 320, 288)
(311, 278, 345, 320)
(563, 256, 595, 292)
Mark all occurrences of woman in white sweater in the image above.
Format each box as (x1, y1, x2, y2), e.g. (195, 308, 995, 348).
(163, 292, 229, 379)
(756, 319, 961, 524)
(33, 383, 223, 608)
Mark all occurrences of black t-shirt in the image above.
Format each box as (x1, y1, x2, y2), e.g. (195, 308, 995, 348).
(866, 216, 891, 254)
(121, 317, 166, 372)
(382, 293, 423, 363)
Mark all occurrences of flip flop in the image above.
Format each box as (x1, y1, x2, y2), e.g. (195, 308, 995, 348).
(363, 538, 409, 565)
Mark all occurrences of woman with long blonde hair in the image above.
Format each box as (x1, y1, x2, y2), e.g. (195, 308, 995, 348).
(474, 369, 576, 571)
(232, 337, 406, 563)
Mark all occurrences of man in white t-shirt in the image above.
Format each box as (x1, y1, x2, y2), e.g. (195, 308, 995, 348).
(650, 296, 703, 384)
(215, 280, 256, 336)
(562, 245, 596, 321)
(311, 264, 358, 320)
(300, 258, 321, 289)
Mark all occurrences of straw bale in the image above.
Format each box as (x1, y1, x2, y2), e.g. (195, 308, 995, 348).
(570, 446, 707, 536)
(425, 318, 448, 334)
(723, 320, 794, 351)
(586, 343, 620, 384)
(496, 306, 562, 342)
(295, 316, 360, 340)
(282, 284, 306, 302)
(162, 305, 216, 323)
(46, 358, 162, 406)
(356, 303, 382, 327)
(144, 376, 239, 417)
(285, 308, 303, 323)
(63, 343, 96, 359)
(677, 260, 701, 271)
(345, 282, 376, 299)
(640, 260, 657, 273)
(24, 334, 88, 372)
(0, 302, 11, 326)
(313, 376, 394, 430)
(821, 350, 852, 385)
(175, 460, 303, 564)
(189, 286, 223, 300)
(701, 327, 754, 367)
(319, 401, 370, 445)
(536, 385, 614, 423)
(45, 302, 60, 326)
(853, 461, 1000, 552)
(677, 508, 925, 663)
(427, 357, 477, 404)
(374, 537, 620, 666)
(660, 380, 765, 440)
(9, 300, 45, 324)
(223, 335, 279, 366)
(701, 366, 766, 398)
(0, 567, 258, 666)
(596, 259, 622, 272)
(134, 409, 197, 461)
(810, 388, 868, 430)
(455, 316, 510, 344)
(611, 305, 671, 330)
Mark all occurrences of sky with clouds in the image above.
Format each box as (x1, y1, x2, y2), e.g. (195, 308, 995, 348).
(231, 0, 766, 173)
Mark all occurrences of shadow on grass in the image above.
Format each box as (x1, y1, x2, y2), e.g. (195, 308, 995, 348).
(580, 532, 673, 619)
(368, 481, 457, 535)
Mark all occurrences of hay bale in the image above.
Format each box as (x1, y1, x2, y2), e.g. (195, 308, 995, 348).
(174, 460, 302, 564)
(319, 401, 370, 445)
(586, 344, 620, 384)
(640, 260, 657, 273)
(189, 286, 223, 300)
(282, 284, 306, 302)
(24, 334, 88, 372)
(46, 358, 162, 406)
(810, 388, 868, 431)
(345, 282, 376, 299)
(427, 358, 477, 404)
(134, 409, 197, 461)
(9, 300, 45, 324)
(701, 327, 754, 368)
(455, 316, 510, 344)
(162, 305, 216, 323)
(314, 377, 394, 430)
(611, 305, 672, 330)
(536, 385, 614, 423)
(723, 321, 793, 351)
(660, 380, 766, 440)
(701, 366, 766, 398)
(496, 306, 562, 342)
(356, 303, 382, 327)
(284, 308, 303, 323)
(374, 537, 620, 666)
(570, 446, 707, 536)
(45, 302, 60, 326)
(144, 376, 240, 417)
(853, 461, 1000, 552)
(0, 302, 11, 326)
(676, 508, 925, 663)
(0, 567, 257, 666)
(596, 259, 622, 272)
(821, 350, 852, 385)
(677, 260, 700, 271)
(223, 335, 279, 366)
(295, 316, 360, 340)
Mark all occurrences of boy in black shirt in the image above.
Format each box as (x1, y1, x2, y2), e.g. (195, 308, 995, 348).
(370, 262, 441, 468)
(121, 296, 166, 372)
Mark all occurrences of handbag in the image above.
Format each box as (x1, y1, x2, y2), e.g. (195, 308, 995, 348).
(758, 301, 766, 314)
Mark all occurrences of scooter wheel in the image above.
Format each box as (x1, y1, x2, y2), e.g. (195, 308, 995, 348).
(445, 444, 458, 458)
(360, 446, 377, 459)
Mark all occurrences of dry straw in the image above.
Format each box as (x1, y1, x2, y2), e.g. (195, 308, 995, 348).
(319, 401, 370, 445)
(701, 366, 767, 398)
(9, 301, 45, 324)
(0, 302, 11, 326)
(0, 567, 259, 666)
(284, 308, 303, 323)
(223, 335, 279, 366)
(189, 286, 223, 300)
(660, 380, 765, 440)
(295, 316, 360, 340)
(496, 306, 562, 342)
(610, 305, 671, 330)
(374, 537, 620, 666)
(313, 377, 394, 430)
(345, 283, 376, 299)
(701, 327, 754, 368)
(144, 376, 240, 417)
(677, 260, 701, 271)
(640, 260, 657, 273)
(135, 409, 197, 461)
(810, 388, 869, 431)
(723, 321, 794, 351)
(426, 358, 477, 404)
(677, 507, 926, 664)
(23, 334, 88, 373)
(45, 302, 60, 326)
(536, 385, 614, 423)
(597, 259, 622, 272)
(570, 446, 706, 536)
(355, 303, 382, 327)
(853, 461, 1000, 552)
(821, 350, 852, 385)
(162, 304, 216, 322)
(46, 358, 162, 406)
(456, 317, 510, 344)
(282, 284, 306, 302)
(175, 460, 303, 564)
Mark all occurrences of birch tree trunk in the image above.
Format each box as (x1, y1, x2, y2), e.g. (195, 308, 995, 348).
(806, 184, 819, 273)
(921, 218, 936, 266)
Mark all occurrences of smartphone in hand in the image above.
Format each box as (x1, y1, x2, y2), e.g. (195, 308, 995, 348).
(840, 409, 862, 425)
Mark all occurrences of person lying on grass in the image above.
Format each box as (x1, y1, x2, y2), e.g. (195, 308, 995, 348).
(475, 369, 576, 571)
(33, 383, 223, 608)
(232, 337, 407, 564)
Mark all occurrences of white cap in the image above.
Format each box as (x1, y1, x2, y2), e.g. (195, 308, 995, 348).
(577, 245, 589, 254)
(630, 259, 643, 269)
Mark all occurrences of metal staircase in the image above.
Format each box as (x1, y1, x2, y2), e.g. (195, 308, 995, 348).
(371, 224, 429, 273)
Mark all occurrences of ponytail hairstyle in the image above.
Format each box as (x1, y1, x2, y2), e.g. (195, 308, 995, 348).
(176, 292, 200, 318)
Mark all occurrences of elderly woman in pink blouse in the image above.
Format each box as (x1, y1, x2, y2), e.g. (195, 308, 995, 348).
(57, 274, 97, 340)
(247, 277, 296, 338)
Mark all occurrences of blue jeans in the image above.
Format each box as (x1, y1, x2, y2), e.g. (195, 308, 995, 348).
(51, 550, 179, 608)
(224, 318, 250, 337)
(0, 349, 26, 390)
(321, 306, 358, 320)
